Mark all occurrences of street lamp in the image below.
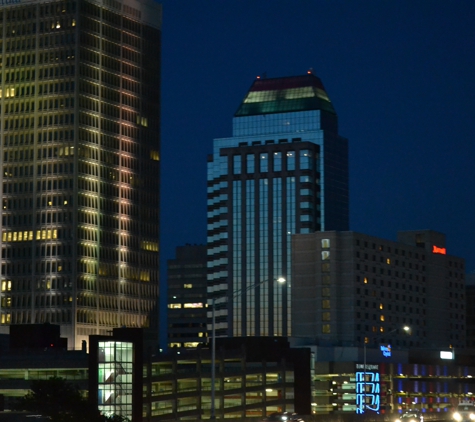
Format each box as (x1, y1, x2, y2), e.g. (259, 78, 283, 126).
(388, 325, 411, 336)
(210, 276, 286, 420)
(362, 325, 411, 413)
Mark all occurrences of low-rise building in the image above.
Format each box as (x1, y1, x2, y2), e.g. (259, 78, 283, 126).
(1, 325, 475, 420)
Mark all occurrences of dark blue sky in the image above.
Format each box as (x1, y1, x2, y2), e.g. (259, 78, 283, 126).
(159, 1, 475, 277)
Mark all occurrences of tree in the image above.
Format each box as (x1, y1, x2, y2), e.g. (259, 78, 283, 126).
(15, 377, 112, 422)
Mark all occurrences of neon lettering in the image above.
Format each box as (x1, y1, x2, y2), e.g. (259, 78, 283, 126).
(355, 370, 380, 414)
(380, 344, 391, 357)
(432, 245, 447, 255)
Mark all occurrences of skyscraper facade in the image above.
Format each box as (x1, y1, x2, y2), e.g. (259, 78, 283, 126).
(0, 0, 161, 348)
(207, 73, 348, 338)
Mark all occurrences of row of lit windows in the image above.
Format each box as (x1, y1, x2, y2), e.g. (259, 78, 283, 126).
(38, 18, 76, 32)
(2, 229, 57, 242)
(35, 145, 74, 158)
(141, 241, 158, 252)
(233, 149, 317, 174)
(321, 245, 331, 335)
(0, 85, 32, 98)
(168, 342, 203, 348)
(168, 303, 204, 309)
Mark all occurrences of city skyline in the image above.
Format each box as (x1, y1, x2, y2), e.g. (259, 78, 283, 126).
(159, 1, 475, 286)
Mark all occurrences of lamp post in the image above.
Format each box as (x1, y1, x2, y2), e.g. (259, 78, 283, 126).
(362, 325, 411, 413)
(210, 276, 286, 420)
(386, 325, 410, 413)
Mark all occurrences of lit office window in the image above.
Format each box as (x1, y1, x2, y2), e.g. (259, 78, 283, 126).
(260, 153, 268, 172)
(300, 150, 312, 170)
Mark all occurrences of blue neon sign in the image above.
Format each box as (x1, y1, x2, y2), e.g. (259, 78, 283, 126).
(355, 368, 380, 414)
(380, 344, 391, 357)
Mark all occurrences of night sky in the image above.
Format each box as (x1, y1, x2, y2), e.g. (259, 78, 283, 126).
(158, 0, 475, 286)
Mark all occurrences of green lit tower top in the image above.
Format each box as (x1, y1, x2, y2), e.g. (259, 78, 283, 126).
(207, 72, 348, 338)
(0, 0, 161, 349)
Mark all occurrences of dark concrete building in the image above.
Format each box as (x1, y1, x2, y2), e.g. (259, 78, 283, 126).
(292, 229, 466, 350)
(465, 273, 475, 347)
(167, 244, 207, 349)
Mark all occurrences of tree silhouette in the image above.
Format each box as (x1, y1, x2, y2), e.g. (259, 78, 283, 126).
(15, 377, 125, 422)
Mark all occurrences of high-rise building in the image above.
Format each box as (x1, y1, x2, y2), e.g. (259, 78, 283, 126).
(291, 229, 466, 349)
(0, 0, 161, 349)
(207, 73, 348, 338)
(167, 244, 207, 349)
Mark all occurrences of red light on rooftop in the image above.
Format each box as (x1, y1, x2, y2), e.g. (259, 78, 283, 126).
(432, 245, 446, 255)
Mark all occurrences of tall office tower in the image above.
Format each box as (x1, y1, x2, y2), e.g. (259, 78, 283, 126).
(292, 230, 466, 349)
(0, 0, 161, 349)
(167, 244, 207, 349)
(207, 73, 348, 338)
